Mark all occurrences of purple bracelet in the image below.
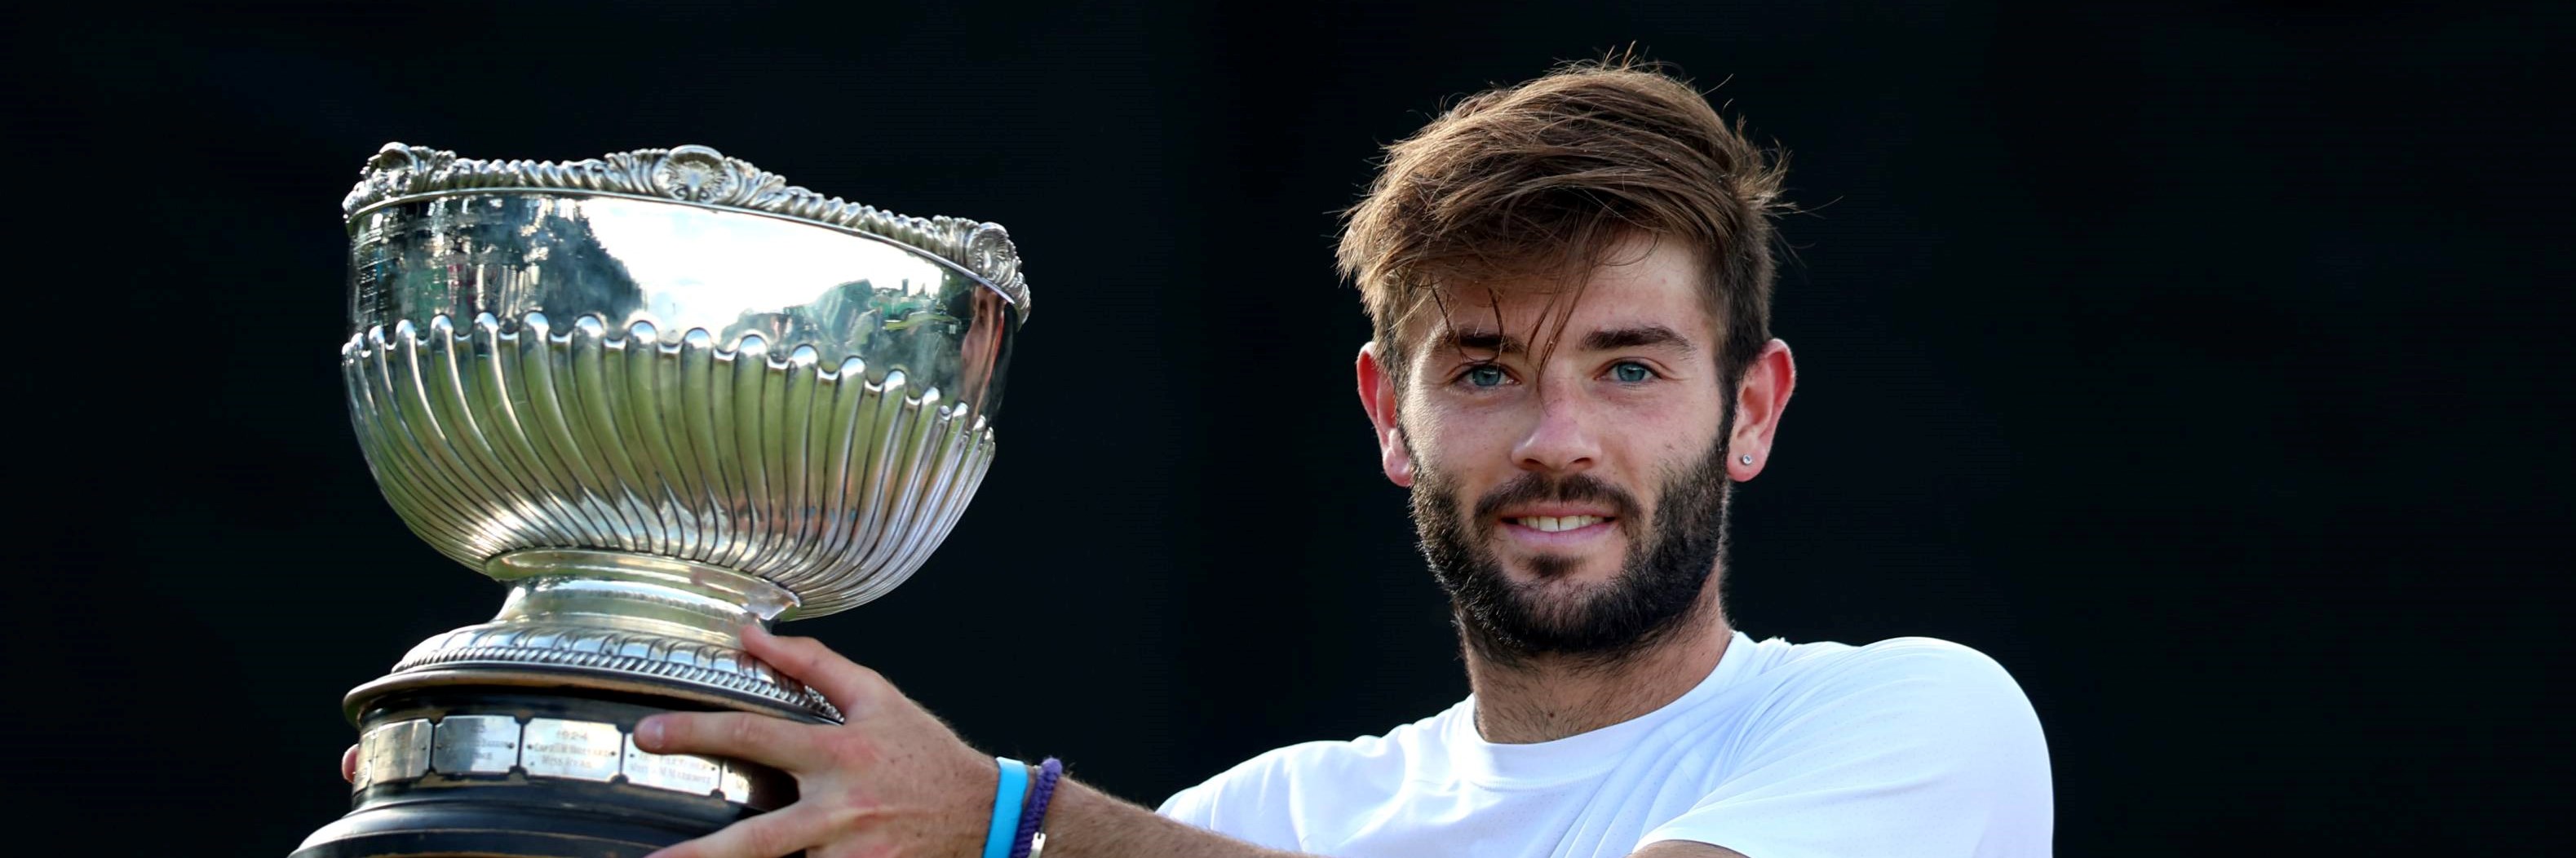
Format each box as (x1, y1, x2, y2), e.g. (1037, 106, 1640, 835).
(1008, 757, 1064, 858)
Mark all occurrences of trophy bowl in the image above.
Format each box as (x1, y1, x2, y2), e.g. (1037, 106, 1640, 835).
(295, 143, 1026, 858)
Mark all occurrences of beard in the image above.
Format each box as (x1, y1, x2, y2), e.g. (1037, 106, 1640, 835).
(1411, 436, 1733, 669)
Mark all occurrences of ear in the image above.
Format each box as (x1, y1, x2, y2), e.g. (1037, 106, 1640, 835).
(1357, 341, 1414, 487)
(1726, 339, 1798, 481)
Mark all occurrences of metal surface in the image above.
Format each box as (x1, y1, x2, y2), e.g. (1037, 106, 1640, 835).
(356, 720, 433, 790)
(343, 191, 1015, 613)
(623, 734, 726, 794)
(380, 550, 840, 717)
(332, 142, 1026, 720)
(719, 765, 754, 803)
(362, 714, 755, 802)
(344, 143, 1029, 316)
(430, 714, 521, 775)
(520, 719, 626, 782)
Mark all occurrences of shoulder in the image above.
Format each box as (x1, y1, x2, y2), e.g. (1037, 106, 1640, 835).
(1760, 635, 2029, 697)
(1159, 734, 1401, 811)
(1642, 637, 2054, 856)
(1734, 635, 2048, 776)
(1156, 707, 1454, 833)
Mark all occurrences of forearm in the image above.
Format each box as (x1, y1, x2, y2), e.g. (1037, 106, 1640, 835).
(1040, 780, 1312, 858)
(627, 629, 1321, 858)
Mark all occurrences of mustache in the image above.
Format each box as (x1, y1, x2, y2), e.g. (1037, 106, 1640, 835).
(1468, 471, 1643, 526)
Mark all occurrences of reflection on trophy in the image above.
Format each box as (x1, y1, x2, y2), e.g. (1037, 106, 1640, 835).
(294, 143, 1026, 857)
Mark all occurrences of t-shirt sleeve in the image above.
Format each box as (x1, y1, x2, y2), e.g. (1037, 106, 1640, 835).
(1640, 639, 2053, 858)
(1153, 745, 1313, 851)
(1155, 778, 1218, 827)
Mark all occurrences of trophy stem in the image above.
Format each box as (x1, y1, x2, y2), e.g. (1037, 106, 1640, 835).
(347, 549, 839, 722)
(486, 548, 801, 642)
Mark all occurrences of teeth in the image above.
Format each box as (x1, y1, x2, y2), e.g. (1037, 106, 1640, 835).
(1516, 515, 1603, 533)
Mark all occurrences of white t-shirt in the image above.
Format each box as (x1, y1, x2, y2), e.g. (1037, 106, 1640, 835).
(1157, 632, 2052, 858)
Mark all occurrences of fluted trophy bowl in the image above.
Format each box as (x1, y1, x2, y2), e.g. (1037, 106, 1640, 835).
(297, 144, 1025, 858)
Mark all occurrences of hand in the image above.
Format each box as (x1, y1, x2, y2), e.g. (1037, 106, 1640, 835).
(636, 624, 1000, 858)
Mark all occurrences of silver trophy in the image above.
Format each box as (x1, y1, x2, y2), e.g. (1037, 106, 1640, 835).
(296, 143, 1025, 858)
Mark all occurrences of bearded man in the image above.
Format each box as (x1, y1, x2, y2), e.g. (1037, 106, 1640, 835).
(343, 60, 2054, 858)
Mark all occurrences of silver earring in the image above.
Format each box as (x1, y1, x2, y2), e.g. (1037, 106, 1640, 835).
(1738, 453, 1754, 466)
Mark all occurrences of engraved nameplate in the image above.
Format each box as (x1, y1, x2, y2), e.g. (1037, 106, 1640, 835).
(520, 719, 623, 781)
(432, 714, 522, 775)
(719, 763, 755, 803)
(623, 735, 723, 794)
(358, 719, 432, 789)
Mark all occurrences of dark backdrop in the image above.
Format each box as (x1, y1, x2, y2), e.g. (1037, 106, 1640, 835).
(4, 1, 2566, 854)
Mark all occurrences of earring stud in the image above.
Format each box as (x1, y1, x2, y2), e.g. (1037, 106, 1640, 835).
(1738, 453, 1754, 466)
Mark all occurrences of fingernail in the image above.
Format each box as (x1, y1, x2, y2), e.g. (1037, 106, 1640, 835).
(635, 716, 663, 748)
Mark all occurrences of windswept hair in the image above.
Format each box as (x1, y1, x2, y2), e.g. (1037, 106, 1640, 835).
(1337, 57, 1789, 386)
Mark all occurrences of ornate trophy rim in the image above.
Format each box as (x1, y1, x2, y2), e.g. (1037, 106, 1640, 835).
(342, 142, 1033, 319)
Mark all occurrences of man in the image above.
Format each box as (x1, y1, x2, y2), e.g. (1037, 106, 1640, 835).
(345, 60, 2053, 857)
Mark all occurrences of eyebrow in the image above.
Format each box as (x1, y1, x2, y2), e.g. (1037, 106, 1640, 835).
(1580, 325, 1695, 353)
(1442, 329, 1527, 356)
(1436, 325, 1697, 358)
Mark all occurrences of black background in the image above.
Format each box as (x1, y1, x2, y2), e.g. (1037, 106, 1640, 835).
(3, 1, 2567, 854)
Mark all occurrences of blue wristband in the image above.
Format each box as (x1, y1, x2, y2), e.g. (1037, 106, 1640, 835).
(982, 757, 1030, 858)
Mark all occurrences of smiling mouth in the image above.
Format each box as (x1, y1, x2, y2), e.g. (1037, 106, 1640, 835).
(1506, 515, 1609, 533)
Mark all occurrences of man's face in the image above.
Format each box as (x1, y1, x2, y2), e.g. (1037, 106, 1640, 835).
(1387, 236, 1737, 663)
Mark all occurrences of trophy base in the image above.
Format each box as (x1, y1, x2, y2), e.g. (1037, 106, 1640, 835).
(293, 683, 814, 858)
(292, 786, 749, 858)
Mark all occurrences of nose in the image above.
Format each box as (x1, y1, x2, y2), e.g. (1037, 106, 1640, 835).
(1511, 381, 1600, 475)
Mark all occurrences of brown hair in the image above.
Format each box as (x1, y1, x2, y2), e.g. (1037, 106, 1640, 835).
(1337, 58, 1788, 387)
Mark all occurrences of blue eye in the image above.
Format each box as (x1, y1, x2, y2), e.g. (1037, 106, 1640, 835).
(1610, 361, 1653, 383)
(1464, 365, 1508, 387)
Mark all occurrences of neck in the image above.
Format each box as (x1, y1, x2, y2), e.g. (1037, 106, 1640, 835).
(1462, 583, 1733, 744)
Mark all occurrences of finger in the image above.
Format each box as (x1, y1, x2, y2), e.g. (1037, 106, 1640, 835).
(341, 744, 358, 784)
(643, 805, 828, 858)
(740, 623, 888, 716)
(635, 710, 824, 769)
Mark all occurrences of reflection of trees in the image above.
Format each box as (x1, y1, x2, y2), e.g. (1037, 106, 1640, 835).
(417, 196, 645, 329)
(723, 281, 963, 392)
(384, 194, 1002, 407)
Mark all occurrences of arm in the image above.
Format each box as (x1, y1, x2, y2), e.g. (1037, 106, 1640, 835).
(1632, 843, 1747, 858)
(636, 625, 1311, 858)
(1026, 779, 1306, 858)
